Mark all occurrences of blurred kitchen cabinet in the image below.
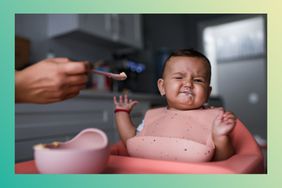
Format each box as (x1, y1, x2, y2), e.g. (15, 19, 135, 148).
(47, 14, 143, 49)
(113, 15, 143, 49)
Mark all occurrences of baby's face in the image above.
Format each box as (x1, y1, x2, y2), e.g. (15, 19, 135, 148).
(158, 56, 211, 110)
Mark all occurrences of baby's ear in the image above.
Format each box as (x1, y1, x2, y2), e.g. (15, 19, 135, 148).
(157, 79, 165, 96)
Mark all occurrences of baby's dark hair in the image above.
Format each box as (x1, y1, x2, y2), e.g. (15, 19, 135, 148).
(161, 49, 211, 83)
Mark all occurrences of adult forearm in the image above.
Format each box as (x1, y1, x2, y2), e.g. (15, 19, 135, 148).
(213, 135, 234, 161)
(115, 112, 136, 144)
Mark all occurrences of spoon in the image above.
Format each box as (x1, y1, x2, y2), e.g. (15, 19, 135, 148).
(92, 69, 127, 81)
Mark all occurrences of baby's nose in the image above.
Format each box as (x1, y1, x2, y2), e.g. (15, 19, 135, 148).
(183, 80, 192, 87)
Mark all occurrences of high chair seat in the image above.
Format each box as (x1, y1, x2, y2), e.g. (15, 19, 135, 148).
(110, 119, 264, 174)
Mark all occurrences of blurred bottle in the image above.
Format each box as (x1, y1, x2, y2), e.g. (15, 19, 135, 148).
(91, 66, 111, 92)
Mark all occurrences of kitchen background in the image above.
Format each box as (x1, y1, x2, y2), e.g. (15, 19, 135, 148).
(15, 14, 267, 164)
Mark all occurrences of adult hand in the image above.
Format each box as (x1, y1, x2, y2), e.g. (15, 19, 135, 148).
(15, 57, 90, 104)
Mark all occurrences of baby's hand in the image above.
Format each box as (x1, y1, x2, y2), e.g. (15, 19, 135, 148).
(113, 94, 138, 112)
(212, 110, 237, 137)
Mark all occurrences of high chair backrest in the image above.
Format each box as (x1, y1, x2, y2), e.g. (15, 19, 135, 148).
(230, 120, 263, 156)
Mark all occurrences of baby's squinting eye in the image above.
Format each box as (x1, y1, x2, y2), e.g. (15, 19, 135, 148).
(194, 79, 204, 83)
(174, 77, 183, 80)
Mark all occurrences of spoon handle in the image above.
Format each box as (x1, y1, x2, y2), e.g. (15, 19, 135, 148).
(91, 69, 127, 80)
(92, 69, 114, 78)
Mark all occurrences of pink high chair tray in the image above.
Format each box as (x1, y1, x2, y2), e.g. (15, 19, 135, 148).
(109, 120, 264, 174)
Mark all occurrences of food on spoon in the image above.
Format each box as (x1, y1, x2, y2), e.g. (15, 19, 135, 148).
(119, 72, 127, 80)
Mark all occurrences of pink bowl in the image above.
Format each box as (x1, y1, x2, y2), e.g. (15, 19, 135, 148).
(34, 128, 109, 174)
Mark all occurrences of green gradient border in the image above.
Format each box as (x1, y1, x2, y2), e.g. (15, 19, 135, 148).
(1, 0, 281, 187)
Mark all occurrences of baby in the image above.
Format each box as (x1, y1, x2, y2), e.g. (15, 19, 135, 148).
(113, 49, 236, 162)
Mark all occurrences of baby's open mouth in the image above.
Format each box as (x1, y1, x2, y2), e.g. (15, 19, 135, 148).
(179, 90, 194, 101)
(180, 90, 193, 95)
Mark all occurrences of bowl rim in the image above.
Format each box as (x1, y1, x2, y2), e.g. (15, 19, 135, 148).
(33, 128, 109, 152)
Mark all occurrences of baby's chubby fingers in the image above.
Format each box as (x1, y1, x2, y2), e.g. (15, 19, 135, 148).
(114, 96, 124, 105)
(223, 112, 236, 121)
(130, 99, 139, 105)
(124, 94, 129, 104)
(119, 95, 124, 104)
(224, 119, 236, 125)
(113, 96, 119, 105)
(222, 111, 233, 117)
(215, 109, 224, 121)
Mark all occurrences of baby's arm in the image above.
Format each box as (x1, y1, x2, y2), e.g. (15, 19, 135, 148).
(113, 95, 139, 144)
(212, 110, 237, 161)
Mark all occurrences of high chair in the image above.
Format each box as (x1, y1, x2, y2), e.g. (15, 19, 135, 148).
(109, 119, 264, 174)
